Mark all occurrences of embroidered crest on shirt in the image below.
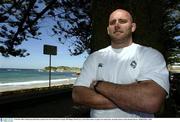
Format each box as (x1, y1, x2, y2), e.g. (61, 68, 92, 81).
(130, 60, 137, 69)
(98, 63, 103, 68)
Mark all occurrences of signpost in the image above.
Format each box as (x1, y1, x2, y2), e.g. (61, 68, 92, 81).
(43, 45, 57, 87)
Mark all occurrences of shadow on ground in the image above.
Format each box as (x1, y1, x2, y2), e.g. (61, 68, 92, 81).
(0, 86, 90, 117)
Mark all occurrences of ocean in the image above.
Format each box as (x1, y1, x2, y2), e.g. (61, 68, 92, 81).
(0, 68, 77, 92)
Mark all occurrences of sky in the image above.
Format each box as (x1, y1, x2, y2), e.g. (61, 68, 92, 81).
(0, 19, 88, 69)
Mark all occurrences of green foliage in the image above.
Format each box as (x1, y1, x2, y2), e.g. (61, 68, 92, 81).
(167, 48, 180, 64)
(1, 0, 179, 59)
(44, 66, 80, 73)
(163, 0, 180, 64)
(0, 0, 91, 57)
(44, 66, 57, 71)
(52, 0, 92, 55)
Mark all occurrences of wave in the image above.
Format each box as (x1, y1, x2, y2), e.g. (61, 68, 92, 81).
(0, 77, 77, 86)
(6, 69, 21, 72)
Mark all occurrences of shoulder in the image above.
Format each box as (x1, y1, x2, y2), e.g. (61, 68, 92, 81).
(96, 46, 111, 53)
(90, 46, 111, 57)
(84, 47, 110, 65)
(137, 44, 164, 59)
(85, 46, 111, 62)
(136, 44, 165, 65)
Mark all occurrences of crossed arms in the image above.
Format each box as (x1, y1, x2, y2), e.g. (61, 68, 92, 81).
(72, 80, 167, 113)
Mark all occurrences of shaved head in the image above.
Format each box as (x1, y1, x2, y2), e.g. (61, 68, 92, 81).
(109, 9, 134, 23)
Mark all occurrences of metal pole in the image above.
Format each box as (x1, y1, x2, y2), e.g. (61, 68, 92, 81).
(49, 54, 51, 87)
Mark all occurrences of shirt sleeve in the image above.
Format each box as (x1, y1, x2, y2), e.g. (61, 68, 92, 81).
(137, 47, 170, 95)
(74, 53, 97, 87)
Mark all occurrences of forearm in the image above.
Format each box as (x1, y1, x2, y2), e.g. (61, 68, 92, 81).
(72, 86, 117, 109)
(95, 80, 166, 113)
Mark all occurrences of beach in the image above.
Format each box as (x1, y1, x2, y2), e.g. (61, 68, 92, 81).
(0, 78, 76, 93)
(0, 68, 90, 117)
(0, 68, 91, 118)
(0, 68, 79, 93)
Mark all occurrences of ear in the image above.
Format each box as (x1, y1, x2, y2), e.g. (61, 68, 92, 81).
(131, 23, 136, 32)
(107, 27, 110, 35)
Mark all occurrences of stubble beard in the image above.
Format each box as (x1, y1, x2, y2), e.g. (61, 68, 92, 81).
(110, 33, 133, 48)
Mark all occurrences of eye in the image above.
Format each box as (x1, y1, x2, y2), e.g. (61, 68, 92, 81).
(118, 19, 127, 24)
(109, 20, 116, 25)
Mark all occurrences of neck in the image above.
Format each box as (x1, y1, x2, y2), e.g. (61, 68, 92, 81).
(111, 38, 133, 49)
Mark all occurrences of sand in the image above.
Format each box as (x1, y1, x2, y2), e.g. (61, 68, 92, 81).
(0, 78, 76, 93)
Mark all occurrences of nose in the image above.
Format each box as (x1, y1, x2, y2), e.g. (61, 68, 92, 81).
(114, 23, 120, 30)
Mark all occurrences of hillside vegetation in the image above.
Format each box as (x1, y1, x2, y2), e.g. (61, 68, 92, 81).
(44, 66, 81, 73)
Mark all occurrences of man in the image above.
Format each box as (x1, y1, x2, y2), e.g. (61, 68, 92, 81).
(72, 9, 169, 118)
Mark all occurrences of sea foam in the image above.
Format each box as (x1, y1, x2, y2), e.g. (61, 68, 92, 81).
(0, 77, 77, 92)
(0, 77, 76, 86)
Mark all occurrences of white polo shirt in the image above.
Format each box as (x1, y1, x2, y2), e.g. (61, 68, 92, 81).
(74, 43, 169, 118)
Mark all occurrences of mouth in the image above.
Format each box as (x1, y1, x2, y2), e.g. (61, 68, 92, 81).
(113, 30, 123, 34)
